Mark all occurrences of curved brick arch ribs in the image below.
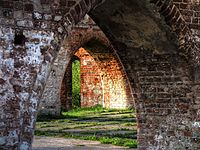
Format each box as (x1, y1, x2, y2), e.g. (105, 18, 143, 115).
(150, 0, 191, 52)
(68, 26, 135, 109)
(63, 0, 105, 28)
(74, 48, 104, 107)
(151, 2, 200, 148)
(89, 0, 200, 149)
(74, 43, 135, 109)
(38, 27, 108, 116)
(39, 28, 111, 115)
(38, 46, 72, 116)
(172, 0, 200, 71)
(19, 1, 101, 148)
(0, 0, 199, 149)
(113, 45, 136, 108)
(70, 28, 111, 53)
(40, 22, 135, 114)
(0, 0, 104, 149)
(151, 0, 200, 80)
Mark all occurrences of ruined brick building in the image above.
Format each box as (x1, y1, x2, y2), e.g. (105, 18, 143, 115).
(38, 15, 134, 115)
(0, 0, 200, 150)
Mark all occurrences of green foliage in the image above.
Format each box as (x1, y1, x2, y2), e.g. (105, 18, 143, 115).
(62, 104, 134, 118)
(72, 59, 81, 108)
(62, 104, 103, 118)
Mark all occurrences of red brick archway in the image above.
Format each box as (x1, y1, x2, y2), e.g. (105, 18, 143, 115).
(0, 0, 199, 149)
(60, 42, 134, 110)
(40, 17, 134, 114)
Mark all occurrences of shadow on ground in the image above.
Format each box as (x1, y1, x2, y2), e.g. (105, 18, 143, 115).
(34, 107, 137, 149)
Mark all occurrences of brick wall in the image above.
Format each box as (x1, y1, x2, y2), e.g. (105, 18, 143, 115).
(75, 48, 103, 107)
(38, 15, 119, 115)
(0, 0, 102, 149)
(130, 51, 193, 149)
(73, 46, 133, 109)
(0, 0, 200, 149)
(89, 0, 200, 149)
(60, 59, 73, 111)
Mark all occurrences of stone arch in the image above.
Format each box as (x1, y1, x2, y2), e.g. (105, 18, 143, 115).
(87, 1, 199, 149)
(151, 0, 200, 69)
(39, 19, 135, 115)
(0, 0, 200, 149)
(0, 1, 103, 149)
(72, 41, 134, 109)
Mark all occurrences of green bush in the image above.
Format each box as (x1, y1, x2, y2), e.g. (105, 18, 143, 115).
(72, 59, 81, 108)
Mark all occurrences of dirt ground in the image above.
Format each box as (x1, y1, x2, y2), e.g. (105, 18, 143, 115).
(33, 136, 136, 150)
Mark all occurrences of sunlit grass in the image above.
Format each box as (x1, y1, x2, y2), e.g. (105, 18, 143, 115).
(36, 105, 137, 148)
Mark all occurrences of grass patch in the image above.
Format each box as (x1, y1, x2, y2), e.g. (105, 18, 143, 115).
(122, 122, 137, 126)
(100, 137, 137, 148)
(36, 105, 137, 148)
(62, 105, 105, 118)
(62, 105, 134, 118)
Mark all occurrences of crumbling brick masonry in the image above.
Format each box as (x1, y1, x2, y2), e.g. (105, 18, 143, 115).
(0, 0, 200, 149)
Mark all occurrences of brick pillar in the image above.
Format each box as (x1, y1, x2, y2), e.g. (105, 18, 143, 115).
(60, 60, 73, 111)
(75, 48, 103, 107)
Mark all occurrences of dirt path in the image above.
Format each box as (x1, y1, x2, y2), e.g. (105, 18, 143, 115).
(33, 136, 136, 150)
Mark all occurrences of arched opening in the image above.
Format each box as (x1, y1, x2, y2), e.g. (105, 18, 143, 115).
(0, 0, 198, 149)
(60, 55, 81, 112)
(35, 17, 137, 149)
(74, 47, 104, 108)
(60, 38, 134, 111)
(71, 56, 81, 108)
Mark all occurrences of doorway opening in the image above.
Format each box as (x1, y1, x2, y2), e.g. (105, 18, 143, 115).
(72, 57, 81, 108)
(35, 15, 137, 150)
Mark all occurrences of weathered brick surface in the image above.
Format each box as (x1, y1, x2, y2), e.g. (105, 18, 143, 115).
(39, 16, 133, 114)
(38, 45, 69, 116)
(89, 0, 200, 149)
(74, 47, 133, 109)
(0, 0, 200, 149)
(38, 15, 111, 115)
(60, 59, 73, 111)
(131, 52, 194, 149)
(0, 0, 103, 149)
(74, 48, 103, 107)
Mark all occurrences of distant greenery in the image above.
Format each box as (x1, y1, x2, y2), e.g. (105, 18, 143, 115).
(62, 104, 134, 118)
(62, 104, 104, 118)
(36, 105, 137, 148)
(72, 59, 81, 108)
